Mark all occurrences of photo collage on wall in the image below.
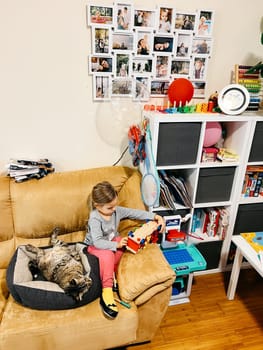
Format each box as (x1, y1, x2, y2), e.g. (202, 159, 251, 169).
(87, 2, 214, 101)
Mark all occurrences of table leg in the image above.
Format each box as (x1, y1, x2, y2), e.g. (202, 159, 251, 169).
(227, 247, 243, 300)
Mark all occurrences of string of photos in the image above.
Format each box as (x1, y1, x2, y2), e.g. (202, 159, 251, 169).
(86, 2, 215, 101)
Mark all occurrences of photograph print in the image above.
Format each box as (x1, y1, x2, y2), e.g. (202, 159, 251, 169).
(114, 2, 133, 31)
(196, 10, 214, 36)
(93, 75, 110, 100)
(135, 31, 152, 56)
(171, 59, 191, 77)
(87, 4, 114, 26)
(132, 57, 153, 75)
(175, 12, 196, 31)
(133, 8, 156, 29)
(155, 55, 170, 78)
(111, 77, 133, 96)
(175, 33, 192, 58)
(92, 26, 111, 55)
(192, 80, 206, 98)
(150, 79, 170, 97)
(192, 37, 212, 55)
(133, 76, 150, 101)
(157, 6, 174, 33)
(153, 35, 174, 53)
(89, 55, 113, 74)
(192, 56, 207, 80)
(115, 53, 131, 77)
(111, 32, 134, 51)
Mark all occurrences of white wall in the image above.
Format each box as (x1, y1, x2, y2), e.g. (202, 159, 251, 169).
(0, 0, 262, 173)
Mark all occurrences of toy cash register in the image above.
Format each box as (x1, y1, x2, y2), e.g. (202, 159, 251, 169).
(161, 214, 207, 275)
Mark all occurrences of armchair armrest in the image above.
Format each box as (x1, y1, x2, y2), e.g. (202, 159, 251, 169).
(117, 244, 176, 306)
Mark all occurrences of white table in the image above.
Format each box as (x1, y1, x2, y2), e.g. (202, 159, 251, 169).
(227, 235, 263, 300)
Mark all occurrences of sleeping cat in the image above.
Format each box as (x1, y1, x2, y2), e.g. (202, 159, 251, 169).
(25, 227, 92, 301)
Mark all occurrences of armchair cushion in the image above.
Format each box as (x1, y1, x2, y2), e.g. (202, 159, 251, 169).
(117, 244, 175, 306)
(6, 243, 101, 310)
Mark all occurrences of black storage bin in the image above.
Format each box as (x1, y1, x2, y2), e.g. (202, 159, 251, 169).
(196, 241, 223, 270)
(195, 167, 235, 203)
(156, 122, 201, 166)
(249, 122, 263, 162)
(234, 203, 263, 234)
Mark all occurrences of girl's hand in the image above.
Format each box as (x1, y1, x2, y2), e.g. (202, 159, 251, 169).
(154, 214, 166, 233)
(117, 237, 128, 248)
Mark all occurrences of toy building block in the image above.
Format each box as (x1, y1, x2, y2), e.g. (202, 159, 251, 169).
(126, 221, 159, 254)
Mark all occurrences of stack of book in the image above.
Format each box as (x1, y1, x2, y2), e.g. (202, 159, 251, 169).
(158, 170, 192, 210)
(191, 207, 229, 240)
(234, 64, 262, 111)
(7, 159, 55, 182)
(216, 148, 239, 162)
(242, 165, 263, 197)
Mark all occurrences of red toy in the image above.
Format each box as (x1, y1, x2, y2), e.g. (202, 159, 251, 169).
(167, 78, 194, 107)
(126, 221, 160, 254)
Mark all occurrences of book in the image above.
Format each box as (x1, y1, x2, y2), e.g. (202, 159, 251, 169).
(234, 64, 262, 111)
(7, 158, 55, 182)
(241, 232, 263, 253)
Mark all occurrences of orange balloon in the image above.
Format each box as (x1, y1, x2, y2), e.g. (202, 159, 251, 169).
(168, 78, 194, 107)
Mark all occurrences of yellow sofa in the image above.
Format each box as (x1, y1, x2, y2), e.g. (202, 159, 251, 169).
(0, 166, 175, 350)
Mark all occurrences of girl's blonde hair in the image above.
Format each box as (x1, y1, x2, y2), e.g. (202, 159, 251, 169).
(89, 181, 117, 209)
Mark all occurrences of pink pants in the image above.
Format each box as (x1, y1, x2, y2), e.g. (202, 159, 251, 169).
(88, 237, 124, 288)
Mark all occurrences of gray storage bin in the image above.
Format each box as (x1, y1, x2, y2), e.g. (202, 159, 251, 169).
(196, 167, 235, 203)
(156, 122, 201, 166)
(249, 121, 263, 162)
(234, 203, 263, 234)
(196, 241, 223, 270)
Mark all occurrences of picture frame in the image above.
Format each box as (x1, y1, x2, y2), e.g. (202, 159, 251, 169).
(175, 32, 193, 58)
(133, 8, 156, 30)
(174, 12, 196, 31)
(150, 79, 170, 97)
(192, 80, 206, 98)
(156, 6, 175, 34)
(114, 2, 134, 32)
(93, 75, 111, 100)
(89, 55, 114, 74)
(91, 26, 111, 55)
(155, 55, 170, 78)
(111, 32, 134, 52)
(171, 58, 191, 77)
(192, 37, 213, 56)
(191, 56, 208, 80)
(135, 30, 152, 56)
(111, 77, 133, 96)
(132, 57, 153, 75)
(196, 10, 214, 37)
(153, 35, 174, 53)
(86, 5, 215, 103)
(133, 76, 151, 101)
(115, 53, 131, 77)
(87, 4, 114, 26)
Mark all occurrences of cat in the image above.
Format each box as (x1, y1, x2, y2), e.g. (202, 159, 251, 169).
(25, 227, 93, 301)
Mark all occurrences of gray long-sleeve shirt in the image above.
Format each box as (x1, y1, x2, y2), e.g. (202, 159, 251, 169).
(84, 206, 155, 251)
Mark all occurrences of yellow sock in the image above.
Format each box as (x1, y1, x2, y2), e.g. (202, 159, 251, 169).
(102, 288, 118, 312)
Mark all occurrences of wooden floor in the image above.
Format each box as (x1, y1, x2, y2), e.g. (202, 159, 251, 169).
(125, 269, 263, 350)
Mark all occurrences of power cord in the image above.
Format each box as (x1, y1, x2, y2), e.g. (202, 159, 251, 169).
(112, 146, 129, 166)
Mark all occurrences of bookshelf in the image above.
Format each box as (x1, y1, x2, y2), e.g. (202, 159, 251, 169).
(144, 111, 263, 275)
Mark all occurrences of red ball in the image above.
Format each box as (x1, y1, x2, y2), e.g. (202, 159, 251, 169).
(168, 78, 194, 107)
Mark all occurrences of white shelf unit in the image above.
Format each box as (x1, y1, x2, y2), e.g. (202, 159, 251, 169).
(144, 111, 263, 274)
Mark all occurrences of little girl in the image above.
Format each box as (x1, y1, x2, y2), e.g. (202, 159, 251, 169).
(84, 181, 165, 319)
